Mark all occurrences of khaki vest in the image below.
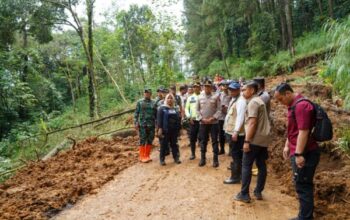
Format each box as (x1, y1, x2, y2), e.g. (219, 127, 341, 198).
(224, 96, 245, 135)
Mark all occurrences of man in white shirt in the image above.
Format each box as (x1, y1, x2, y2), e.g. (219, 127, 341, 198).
(223, 81, 246, 184)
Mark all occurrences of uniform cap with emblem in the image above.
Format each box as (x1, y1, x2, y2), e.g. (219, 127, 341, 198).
(157, 86, 165, 92)
(192, 81, 201, 87)
(203, 79, 213, 86)
(228, 81, 241, 90)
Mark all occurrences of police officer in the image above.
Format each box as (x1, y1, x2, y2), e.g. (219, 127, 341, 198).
(185, 82, 201, 160)
(155, 86, 165, 109)
(134, 88, 157, 163)
(196, 79, 222, 167)
(218, 80, 232, 155)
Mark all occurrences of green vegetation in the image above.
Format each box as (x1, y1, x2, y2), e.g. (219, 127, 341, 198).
(322, 16, 350, 109)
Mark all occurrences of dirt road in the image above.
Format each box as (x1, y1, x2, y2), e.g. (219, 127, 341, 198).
(55, 136, 298, 220)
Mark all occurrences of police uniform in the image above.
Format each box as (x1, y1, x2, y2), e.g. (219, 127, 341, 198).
(218, 80, 232, 155)
(185, 82, 201, 160)
(196, 80, 222, 167)
(134, 90, 157, 163)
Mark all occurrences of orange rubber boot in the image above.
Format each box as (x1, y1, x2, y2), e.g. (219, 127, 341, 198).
(144, 144, 153, 162)
(139, 146, 145, 162)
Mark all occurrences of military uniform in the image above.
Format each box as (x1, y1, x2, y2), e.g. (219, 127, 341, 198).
(134, 96, 157, 163)
(196, 80, 222, 167)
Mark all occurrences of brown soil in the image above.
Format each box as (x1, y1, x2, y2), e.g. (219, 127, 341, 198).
(0, 136, 139, 220)
(266, 71, 350, 220)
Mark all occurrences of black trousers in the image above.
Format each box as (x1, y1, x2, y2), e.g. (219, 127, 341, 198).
(190, 120, 200, 151)
(226, 134, 245, 165)
(291, 149, 320, 220)
(218, 120, 226, 151)
(199, 123, 219, 156)
(160, 130, 179, 161)
(241, 144, 268, 195)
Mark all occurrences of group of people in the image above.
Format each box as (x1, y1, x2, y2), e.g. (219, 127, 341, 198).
(134, 77, 320, 220)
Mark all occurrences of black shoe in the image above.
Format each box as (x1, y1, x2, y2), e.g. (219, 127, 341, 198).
(189, 155, 195, 160)
(198, 159, 206, 167)
(234, 192, 251, 203)
(212, 161, 219, 168)
(160, 161, 166, 166)
(218, 149, 225, 155)
(223, 177, 240, 184)
(175, 159, 182, 164)
(254, 191, 263, 200)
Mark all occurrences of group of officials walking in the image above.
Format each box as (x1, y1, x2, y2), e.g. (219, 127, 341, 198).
(134, 77, 320, 220)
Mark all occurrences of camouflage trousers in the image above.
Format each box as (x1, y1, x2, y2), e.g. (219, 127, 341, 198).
(139, 126, 155, 145)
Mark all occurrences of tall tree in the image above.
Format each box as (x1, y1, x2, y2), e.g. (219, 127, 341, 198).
(284, 0, 295, 56)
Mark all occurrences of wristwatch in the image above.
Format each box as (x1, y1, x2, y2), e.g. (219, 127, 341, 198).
(294, 153, 304, 157)
(244, 140, 251, 144)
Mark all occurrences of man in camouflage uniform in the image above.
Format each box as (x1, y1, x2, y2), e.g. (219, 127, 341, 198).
(134, 88, 157, 163)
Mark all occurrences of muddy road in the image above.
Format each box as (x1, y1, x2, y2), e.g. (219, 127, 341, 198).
(55, 136, 298, 220)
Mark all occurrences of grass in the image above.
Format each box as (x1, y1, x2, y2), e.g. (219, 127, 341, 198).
(226, 30, 332, 79)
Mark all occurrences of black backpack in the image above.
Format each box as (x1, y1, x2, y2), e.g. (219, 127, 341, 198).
(291, 98, 333, 142)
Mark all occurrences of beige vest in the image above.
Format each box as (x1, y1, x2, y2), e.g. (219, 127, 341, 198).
(224, 96, 245, 135)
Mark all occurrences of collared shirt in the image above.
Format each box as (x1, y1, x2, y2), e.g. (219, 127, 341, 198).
(219, 91, 232, 121)
(185, 93, 199, 120)
(245, 95, 271, 147)
(287, 94, 318, 155)
(196, 92, 222, 124)
(258, 90, 271, 114)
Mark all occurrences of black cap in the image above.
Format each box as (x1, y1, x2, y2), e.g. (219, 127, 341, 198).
(253, 77, 265, 87)
(157, 86, 165, 92)
(144, 88, 152, 93)
(161, 88, 169, 93)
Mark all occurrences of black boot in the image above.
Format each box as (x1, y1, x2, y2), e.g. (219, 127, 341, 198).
(223, 162, 240, 184)
(218, 147, 225, 155)
(198, 152, 206, 167)
(213, 154, 219, 168)
(189, 145, 196, 160)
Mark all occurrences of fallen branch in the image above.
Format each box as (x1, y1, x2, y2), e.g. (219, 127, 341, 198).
(42, 138, 75, 161)
(0, 165, 26, 177)
(18, 109, 135, 143)
(342, 198, 350, 204)
(97, 127, 134, 138)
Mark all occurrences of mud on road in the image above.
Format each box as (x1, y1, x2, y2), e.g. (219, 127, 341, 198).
(0, 136, 139, 220)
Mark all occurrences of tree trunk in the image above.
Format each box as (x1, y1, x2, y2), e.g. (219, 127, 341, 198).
(278, 0, 287, 49)
(86, 0, 99, 118)
(284, 0, 295, 56)
(64, 63, 76, 112)
(328, 0, 334, 18)
(217, 35, 230, 78)
(316, 0, 323, 16)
